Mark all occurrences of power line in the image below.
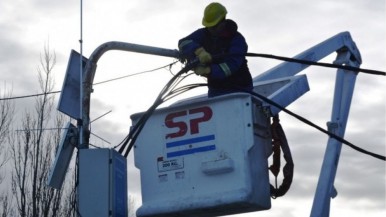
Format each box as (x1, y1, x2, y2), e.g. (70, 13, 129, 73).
(93, 61, 178, 85)
(244, 52, 386, 76)
(241, 89, 386, 161)
(1, 52, 384, 102)
(4, 52, 383, 160)
(0, 90, 61, 101)
(116, 61, 200, 157)
(0, 61, 178, 101)
(113, 60, 385, 161)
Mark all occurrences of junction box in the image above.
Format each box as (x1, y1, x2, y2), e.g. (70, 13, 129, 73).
(79, 148, 128, 217)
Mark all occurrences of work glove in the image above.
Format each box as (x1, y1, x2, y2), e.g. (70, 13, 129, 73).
(194, 65, 211, 77)
(195, 47, 212, 64)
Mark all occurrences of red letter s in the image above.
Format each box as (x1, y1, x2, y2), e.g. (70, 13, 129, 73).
(165, 111, 187, 139)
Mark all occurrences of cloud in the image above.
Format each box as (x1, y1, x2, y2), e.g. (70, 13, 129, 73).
(0, 26, 37, 94)
(0, 0, 384, 216)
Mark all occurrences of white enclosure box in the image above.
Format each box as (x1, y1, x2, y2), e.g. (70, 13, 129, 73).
(132, 93, 272, 217)
(79, 148, 128, 217)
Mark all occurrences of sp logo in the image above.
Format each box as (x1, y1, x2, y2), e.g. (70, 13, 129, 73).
(165, 106, 213, 139)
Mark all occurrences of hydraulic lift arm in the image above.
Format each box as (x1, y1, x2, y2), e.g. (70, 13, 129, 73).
(310, 42, 361, 217)
(253, 31, 361, 82)
(253, 31, 362, 217)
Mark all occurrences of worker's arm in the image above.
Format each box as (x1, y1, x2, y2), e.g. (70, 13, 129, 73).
(210, 33, 248, 79)
(178, 28, 206, 60)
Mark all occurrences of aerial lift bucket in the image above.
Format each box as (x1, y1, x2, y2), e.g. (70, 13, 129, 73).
(132, 75, 309, 217)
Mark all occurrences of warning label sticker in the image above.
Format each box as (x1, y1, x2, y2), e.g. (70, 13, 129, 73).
(157, 158, 184, 172)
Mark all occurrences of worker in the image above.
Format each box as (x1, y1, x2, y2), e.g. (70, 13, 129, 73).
(178, 2, 253, 97)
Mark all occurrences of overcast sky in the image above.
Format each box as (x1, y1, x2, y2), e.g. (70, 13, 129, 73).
(1, 0, 385, 216)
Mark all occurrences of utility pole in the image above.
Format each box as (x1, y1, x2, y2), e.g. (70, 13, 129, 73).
(78, 42, 179, 217)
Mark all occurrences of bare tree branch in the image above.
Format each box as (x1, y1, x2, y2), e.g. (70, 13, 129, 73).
(0, 86, 14, 184)
(9, 43, 76, 217)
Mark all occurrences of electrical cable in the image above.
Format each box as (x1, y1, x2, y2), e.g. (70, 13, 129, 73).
(0, 90, 61, 101)
(163, 83, 207, 102)
(242, 52, 385, 76)
(120, 87, 204, 157)
(1, 52, 384, 101)
(127, 85, 386, 161)
(124, 83, 206, 157)
(114, 53, 385, 161)
(116, 71, 384, 162)
(3, 51, 384, 159)
(238, 88, 386, 161)
(117, 80, 385, 161)
(93, 61, 179, 85)
(0, 61, 179, 101)
(115, 60, 202, 157)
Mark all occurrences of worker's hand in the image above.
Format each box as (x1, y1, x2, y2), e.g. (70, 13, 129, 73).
(194, 65, 211, 77)
(195, 47, 212, 64)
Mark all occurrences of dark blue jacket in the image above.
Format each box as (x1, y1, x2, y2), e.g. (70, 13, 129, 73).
(179, 19, 253, 97)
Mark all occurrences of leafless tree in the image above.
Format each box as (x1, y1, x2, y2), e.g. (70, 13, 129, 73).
(9, 44, 76, 217)
(0, 86, 14, 184)
(0, 84, 14, 217)
(5, 42, 137, 216)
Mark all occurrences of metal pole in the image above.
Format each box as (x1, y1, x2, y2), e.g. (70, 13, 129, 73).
(77, 1, 83, 217)
(310, 51, 360, 217)
(79, 42, 180, 148)
(78, 0, 84, 148)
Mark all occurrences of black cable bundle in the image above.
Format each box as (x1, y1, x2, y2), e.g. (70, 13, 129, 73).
(113, 52, 385, 161)
(116, 59, 206, 157)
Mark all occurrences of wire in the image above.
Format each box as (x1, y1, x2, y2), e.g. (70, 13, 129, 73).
(0, 61, 179, 101)
(112, 53, 385, 160)
(213, 52, 385, 76)
(119, 78, 385, 161)
(115, 60, 201, 157)
(111, 54, 384, 161)
(125, 83, 205, 155)
(3, 50, 384, 159)
(243, 52, 385, 76)
(119, 82, 206, 158)
(239, 89, 386, 161)
(2, 52, 384, 101)
(0, 90, 61, 101)
(2, 50, 384, 161)
(113, 62, 384, 161)
(119, 80, 197, 156)
(93, 61, 178, 85)
(115, 70, 385, 161)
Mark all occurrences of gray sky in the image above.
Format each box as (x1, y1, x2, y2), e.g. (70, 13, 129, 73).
(1, 0, 385, 216)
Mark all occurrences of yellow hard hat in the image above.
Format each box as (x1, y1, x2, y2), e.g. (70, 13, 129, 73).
(202, 2, 227, 27)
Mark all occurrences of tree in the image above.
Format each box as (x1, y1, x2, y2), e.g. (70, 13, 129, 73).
(5, 43, 136, 216)
(0, 87, 14, 217)
(9, 44, 76, 217)
(0, 86, 14, 183)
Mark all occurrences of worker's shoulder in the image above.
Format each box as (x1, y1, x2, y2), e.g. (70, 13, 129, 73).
(224, 19, 247, 40)
(224, 19, 238, 32)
